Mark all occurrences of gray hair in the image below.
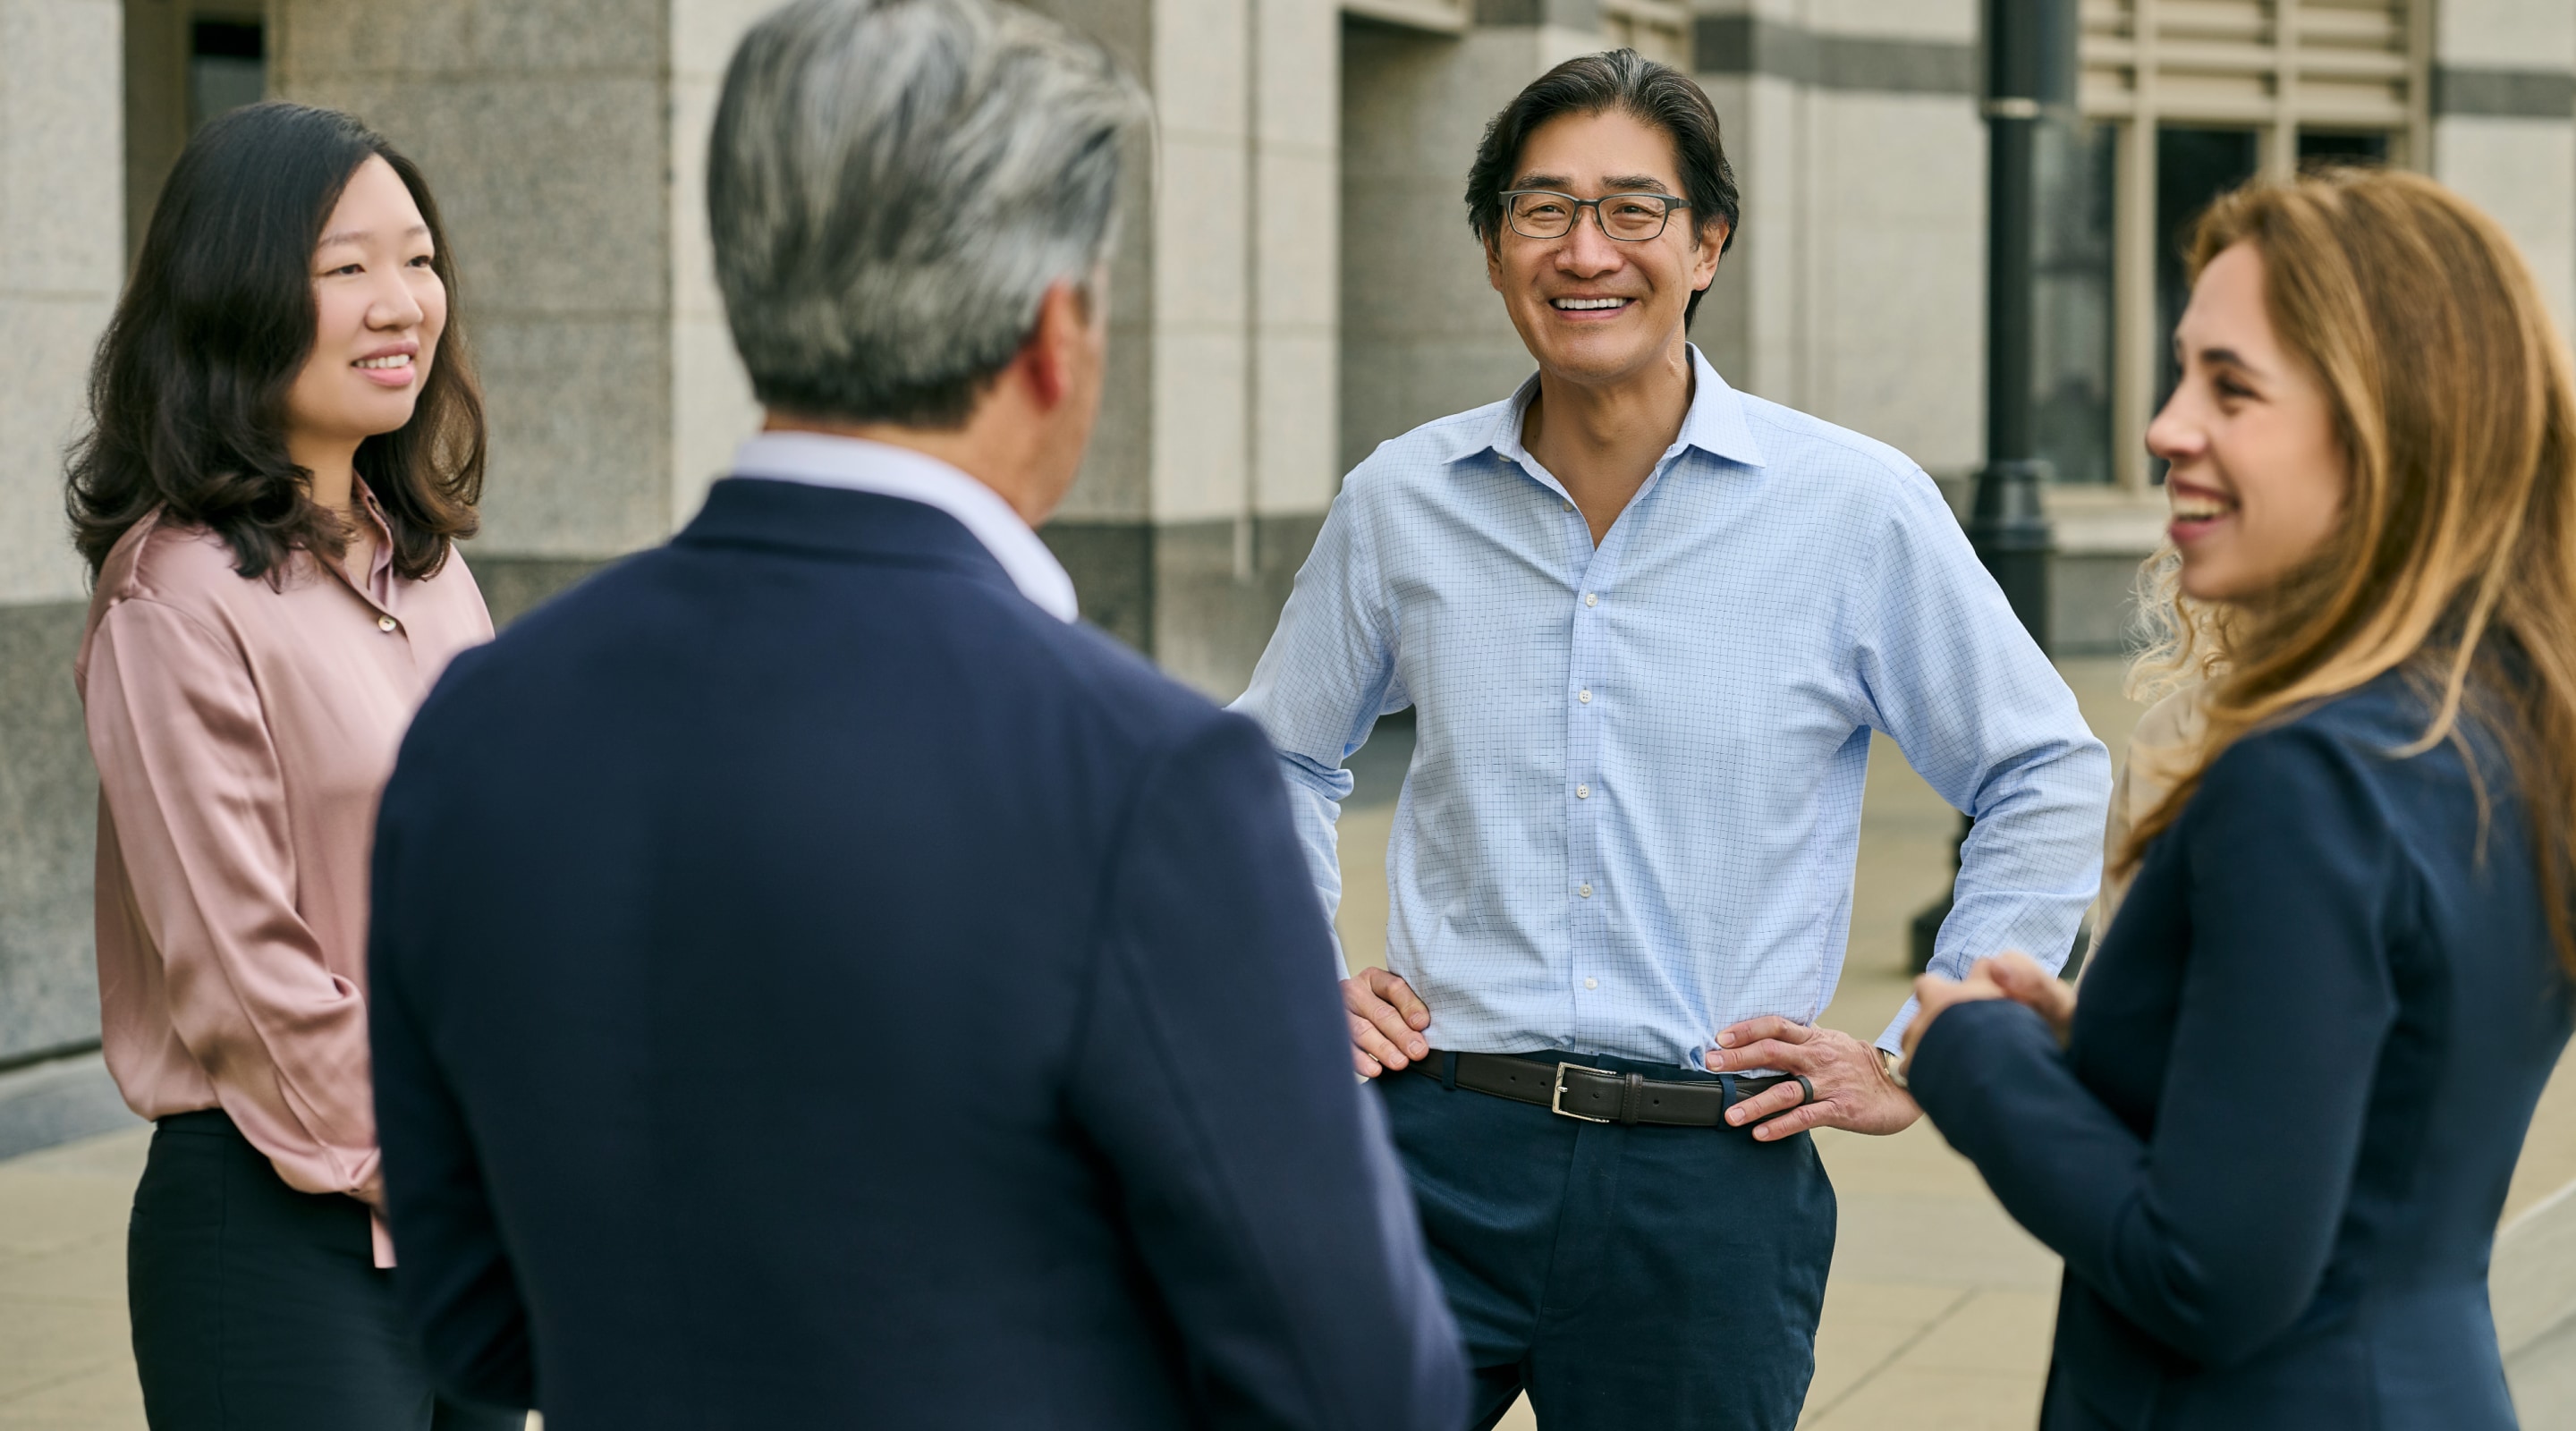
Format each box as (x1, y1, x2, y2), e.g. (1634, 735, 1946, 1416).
(708, 0, 1148, 428)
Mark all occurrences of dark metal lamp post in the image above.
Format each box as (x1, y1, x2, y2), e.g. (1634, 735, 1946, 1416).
(1909, 0, 2077, 975)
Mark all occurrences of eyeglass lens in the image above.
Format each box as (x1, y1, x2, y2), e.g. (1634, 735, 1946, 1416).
(1510, 193, 1672, 241)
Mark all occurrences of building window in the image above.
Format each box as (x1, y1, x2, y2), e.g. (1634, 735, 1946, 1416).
(2078, 0, 2428, 488)
(187, 18, 264, 131)
(2152, 125, 2259, 428)
(2034, 122, 2118, 486)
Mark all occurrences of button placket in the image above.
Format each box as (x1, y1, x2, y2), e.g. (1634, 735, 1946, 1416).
(1565, 521, 1625, 1037)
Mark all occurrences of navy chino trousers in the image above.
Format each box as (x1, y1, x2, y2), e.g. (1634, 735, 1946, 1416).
(1376, 1050, 1836, 1431)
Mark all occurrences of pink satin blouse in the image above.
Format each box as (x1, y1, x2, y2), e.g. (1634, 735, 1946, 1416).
(75, 503, 491, 1250)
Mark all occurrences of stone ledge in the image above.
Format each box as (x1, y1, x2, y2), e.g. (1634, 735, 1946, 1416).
(0, 1051, 139, 1163)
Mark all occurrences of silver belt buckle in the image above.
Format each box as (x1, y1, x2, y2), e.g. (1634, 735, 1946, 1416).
(1549, 1061, 1613, 1123)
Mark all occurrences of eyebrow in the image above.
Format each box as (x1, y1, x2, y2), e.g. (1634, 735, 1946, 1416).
(1508, 173, 1675, 195)
(2175, 339, 2266, 378)
(317, 224, 432, 248)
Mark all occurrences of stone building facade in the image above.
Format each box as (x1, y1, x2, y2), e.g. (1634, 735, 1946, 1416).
(2, 0, 2572, 1135)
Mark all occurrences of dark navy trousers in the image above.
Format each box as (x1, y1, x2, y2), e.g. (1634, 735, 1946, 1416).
(1376, 1051, 1836, 1431)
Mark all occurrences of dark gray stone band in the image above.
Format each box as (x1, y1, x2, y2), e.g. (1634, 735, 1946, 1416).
(1693, 15, 1976, 97)
(1473, 0, 1600, 29)
(2434, 66, 2576, 120)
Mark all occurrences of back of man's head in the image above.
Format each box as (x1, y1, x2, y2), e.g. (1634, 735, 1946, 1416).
(708, 0, 1147, 430)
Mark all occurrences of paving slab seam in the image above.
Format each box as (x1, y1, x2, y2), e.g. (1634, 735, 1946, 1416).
(1800, 1285, 1978, 1426)
(0, 1359, 131, 1410)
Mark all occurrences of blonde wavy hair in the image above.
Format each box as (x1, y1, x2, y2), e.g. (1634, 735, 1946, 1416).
(2115, 168, 2576, 974)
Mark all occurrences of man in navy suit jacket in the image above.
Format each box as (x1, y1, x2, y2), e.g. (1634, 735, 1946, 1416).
(363, 3, 1467, 1427)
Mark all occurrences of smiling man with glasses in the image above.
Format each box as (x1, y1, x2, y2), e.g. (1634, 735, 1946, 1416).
(1235, 48, 2110, 1431)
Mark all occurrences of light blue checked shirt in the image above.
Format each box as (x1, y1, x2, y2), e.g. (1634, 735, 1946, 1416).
(1233, 348, 2111, 1070)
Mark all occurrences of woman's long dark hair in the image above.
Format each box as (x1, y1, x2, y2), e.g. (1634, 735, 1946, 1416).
(66, 101, 483, 582)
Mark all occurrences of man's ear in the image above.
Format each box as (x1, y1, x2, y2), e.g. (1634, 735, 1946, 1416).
(1484, 233, 1506, 293)
(1690, 218, 1729, 292)
(1014, 281, 1086, 409)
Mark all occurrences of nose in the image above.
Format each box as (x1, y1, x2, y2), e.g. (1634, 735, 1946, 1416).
(2144, 385, 2203, 466)
(368, 268, 426, 331)
(1555, 207, 1623, 275)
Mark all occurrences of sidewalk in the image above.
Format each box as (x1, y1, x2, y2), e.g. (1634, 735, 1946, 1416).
(4, 659, 2572, 1429)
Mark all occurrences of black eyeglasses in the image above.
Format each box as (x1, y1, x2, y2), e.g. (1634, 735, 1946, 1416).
(1498, 190, 1690, 242)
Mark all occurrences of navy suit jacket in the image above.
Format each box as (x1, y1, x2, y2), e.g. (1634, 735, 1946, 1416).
(1912, 671, 2572, 1430)
(368, 478, 1468, 1431)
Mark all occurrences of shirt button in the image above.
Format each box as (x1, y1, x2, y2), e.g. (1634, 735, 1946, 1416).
(1577, 883, 1594, 898)
(1577, 689, 1591, 705)
(1585, 978, 1599, 990)
(1561, 499, 1575, 512)
(1584, 592, 1598, 607)
(377, 615, 398, 632)
(1576, 783, 1591, 799)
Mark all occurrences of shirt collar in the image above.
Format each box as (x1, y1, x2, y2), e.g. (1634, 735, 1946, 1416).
(727, 431, 1080, 623)
(1441, 344, 1768, 472)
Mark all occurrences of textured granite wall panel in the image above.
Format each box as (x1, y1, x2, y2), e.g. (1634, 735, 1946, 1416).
(0, 0, 121, 607)
(0, 600, 99, 1064)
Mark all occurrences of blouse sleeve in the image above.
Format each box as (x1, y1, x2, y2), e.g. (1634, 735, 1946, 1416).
(84, 597, 383, 1202)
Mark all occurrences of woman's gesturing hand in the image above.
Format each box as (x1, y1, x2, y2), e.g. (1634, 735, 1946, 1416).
(1900, 951, 2076, 1077)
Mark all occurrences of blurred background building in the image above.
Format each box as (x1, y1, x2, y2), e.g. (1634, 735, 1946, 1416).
(3, 0, 2572, 1138)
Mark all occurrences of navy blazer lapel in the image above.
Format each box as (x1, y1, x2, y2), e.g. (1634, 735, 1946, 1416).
(674, 477, 1021, 597)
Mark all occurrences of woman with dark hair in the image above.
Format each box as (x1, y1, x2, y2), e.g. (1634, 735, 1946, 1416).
(67, 102, 513, 1429)
(1899, 168, 2576, 1427)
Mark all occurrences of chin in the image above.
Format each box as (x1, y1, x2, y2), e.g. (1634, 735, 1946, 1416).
(2174, 558, 2249, 605)
(1531, 333, 1658, 382)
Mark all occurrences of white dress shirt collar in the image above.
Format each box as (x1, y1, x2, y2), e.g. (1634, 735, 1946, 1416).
(728, 431, 1080, 623)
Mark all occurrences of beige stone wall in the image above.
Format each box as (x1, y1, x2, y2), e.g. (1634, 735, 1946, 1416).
(271, 0, 679, 563)
(668, 0, 773, 529)
(1697, 0, 1987, 476)
(1140, 0, 1340, 528)
(1711, 76, 1985, 474)
(1337, 19, 1599, 475)
(2433, 0, 2576, 340)
(0, 0, 120, 607)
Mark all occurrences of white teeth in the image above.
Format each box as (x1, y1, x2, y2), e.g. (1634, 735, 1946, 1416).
(1553, 297, 1628, 310)
(2170, 500, 2229, 520)
(355, 355, 411, 369)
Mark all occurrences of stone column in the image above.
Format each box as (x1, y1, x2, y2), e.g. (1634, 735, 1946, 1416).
(2429, 0, 2576, 338)
(1337, 3, 1608, 482)
(1690, 1, 1986, 479)
(1037, 0, 1342, 699)
(0, 0, 122, 1068)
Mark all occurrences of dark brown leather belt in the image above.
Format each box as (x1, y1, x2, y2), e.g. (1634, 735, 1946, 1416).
(1408, 1051, 1793, 1128)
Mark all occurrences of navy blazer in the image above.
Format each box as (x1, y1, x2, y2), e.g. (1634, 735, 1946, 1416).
(367, 478, 1468, 1431)
(1912, 671, 2572, 1430)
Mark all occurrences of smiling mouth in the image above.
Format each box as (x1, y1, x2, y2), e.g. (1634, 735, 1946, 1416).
(1551, 297, 1633, 312)
(355, 354, 412, 370)
(2167, 487, 2238, 539)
